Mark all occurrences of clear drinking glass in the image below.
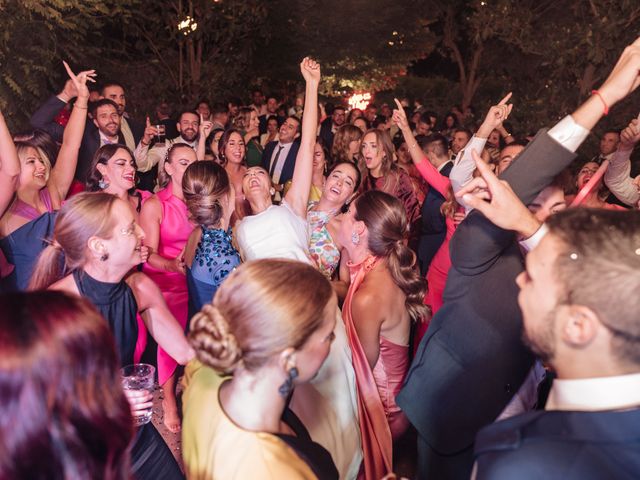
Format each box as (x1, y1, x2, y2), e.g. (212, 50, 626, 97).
(121, 363, 155, 426)
(155, 124, 166, 145)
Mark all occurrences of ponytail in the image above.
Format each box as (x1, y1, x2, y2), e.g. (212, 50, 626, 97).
(29, 244, 66, 291)
(28, 192, 118, 290)
(387, 240, 429, 321)
(355, 190, 429, 321)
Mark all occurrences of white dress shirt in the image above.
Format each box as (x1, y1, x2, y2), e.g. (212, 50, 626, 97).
(451, 115, 590, 211)
(546, 373, 640, 411)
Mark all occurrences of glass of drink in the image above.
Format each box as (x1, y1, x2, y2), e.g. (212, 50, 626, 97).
(121, 363, 155, 426)
(155, 124, 166, 145)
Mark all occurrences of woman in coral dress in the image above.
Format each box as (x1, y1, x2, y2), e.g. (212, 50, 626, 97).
(337, 190, 429, 480)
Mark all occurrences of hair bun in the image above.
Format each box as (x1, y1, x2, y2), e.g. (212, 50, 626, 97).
(189, 304, 243, 373)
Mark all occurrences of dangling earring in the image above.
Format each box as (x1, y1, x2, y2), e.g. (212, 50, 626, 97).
(100, 252, 109, 262)
(98, 177, 109, 190)
(351, 231, 360, 245)
(278, 367, 299, 398)
(269, 187, 276, 196)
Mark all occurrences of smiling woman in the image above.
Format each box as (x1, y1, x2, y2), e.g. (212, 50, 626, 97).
(0, 62, 93, 291)
(28, 191, 194, 480)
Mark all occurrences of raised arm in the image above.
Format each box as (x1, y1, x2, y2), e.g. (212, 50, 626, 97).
(284, 57, 320, 217)
(47, 62, 94, 203)
(604, 117, 640, 206)
(30, 76, 80, 142)
(450, 37, 640, 273)
(450, 93, 513, 209)
(0, 109, 20, 217)
(196, 114, 213, 160)
(392, 98, 450, 196)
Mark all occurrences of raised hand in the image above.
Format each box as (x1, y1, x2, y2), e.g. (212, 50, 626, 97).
(620, 115, 640, 149)
(456, 150, 540, 237)
(597, 37, 640, 108)
(300, 57, 321, 83)
(199, 113, 213, 139)
(477, 92, 513, 138)
(392, 98, 410, 131)
(62, 61, 95, 101)
(142, 116, 158, 145)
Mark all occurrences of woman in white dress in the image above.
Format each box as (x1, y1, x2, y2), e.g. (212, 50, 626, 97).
(234, 58, 362, 479)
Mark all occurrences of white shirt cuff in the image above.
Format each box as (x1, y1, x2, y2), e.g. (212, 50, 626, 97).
(547, 115, 590, 153)
(519, 224, 548, 252)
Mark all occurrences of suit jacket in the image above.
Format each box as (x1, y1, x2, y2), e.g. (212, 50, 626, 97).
(418, 160, 453, 274)
(474, 408, 640, 480)
(31, 95, 143, 184)
(261, 140, 300, 185)
(396, 130, 576, 476)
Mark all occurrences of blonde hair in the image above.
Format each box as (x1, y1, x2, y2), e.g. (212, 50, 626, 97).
(189, 259, 333, 374)
(29, 192, 119, 290)
(16, 143, 52, 183)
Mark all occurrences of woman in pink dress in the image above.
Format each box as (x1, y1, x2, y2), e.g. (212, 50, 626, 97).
(140, 142, 197, 432)
(337, 190, 428, 480)
(393, 103, 464, 345)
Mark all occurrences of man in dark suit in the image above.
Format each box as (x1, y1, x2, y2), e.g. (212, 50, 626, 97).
(397, 36, 640, 480)
(30, 80, 143, 184)
(416, 133, 453, 274)
(318, 105, 346, 152)
(261, 115, 301, 198)
(463, 174, 640, 479)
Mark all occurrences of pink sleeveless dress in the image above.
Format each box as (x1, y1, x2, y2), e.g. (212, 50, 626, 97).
(342, 255, 410, 480)
(142, 187, 192, 385)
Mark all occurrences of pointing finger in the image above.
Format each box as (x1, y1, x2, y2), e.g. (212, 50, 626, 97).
(498, 92, 513, 105)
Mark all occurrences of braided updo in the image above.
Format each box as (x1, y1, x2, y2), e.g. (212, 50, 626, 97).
(188, 259, 334, 374)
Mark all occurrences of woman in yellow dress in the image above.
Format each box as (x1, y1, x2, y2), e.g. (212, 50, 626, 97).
(182, 259, 340, 479)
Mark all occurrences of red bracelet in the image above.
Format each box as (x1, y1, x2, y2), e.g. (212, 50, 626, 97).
(591, 90, 609, 116)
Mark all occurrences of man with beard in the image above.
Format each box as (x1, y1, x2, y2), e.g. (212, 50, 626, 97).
(134, 110, 200, 174)
(100, 82, 144, 152)
(461, 166, 640, 479)
(397, 36, 640, 480)
(31, 80, 143, 186)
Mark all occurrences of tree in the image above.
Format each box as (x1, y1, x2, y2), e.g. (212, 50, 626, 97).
(0, 0, 137, 129)
(252, 0, 436, 96)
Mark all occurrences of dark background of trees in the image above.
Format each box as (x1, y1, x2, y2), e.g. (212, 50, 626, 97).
(2, 0, 639, 155)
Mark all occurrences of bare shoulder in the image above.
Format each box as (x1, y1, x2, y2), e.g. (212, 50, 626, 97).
(140, 194, 161, 215)
(351, 281, 384, 323)
(126, 271, 162, 311)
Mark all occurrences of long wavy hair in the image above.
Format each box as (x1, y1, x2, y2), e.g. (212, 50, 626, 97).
(354, 190, 429, 321)
(0, 291, 133, 479)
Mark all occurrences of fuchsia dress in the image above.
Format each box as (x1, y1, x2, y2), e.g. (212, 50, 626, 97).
(142, 187, 192, 385)
(342, 255, 410, 480)
(414, 159, 460, 346)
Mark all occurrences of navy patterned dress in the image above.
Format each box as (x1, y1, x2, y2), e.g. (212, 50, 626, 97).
(186, 227, 240, 318)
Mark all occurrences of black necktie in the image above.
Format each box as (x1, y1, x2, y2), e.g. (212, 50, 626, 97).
(269, 145, 285, 178)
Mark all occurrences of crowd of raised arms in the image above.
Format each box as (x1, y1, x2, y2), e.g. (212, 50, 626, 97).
(0, 37, 639, 480)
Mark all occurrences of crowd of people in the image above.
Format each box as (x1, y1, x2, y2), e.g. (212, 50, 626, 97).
(0, 36, 639, 480)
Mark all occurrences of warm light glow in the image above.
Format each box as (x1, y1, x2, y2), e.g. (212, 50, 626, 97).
(178, 16, 198, 35)
(348, 92, 372, 111)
